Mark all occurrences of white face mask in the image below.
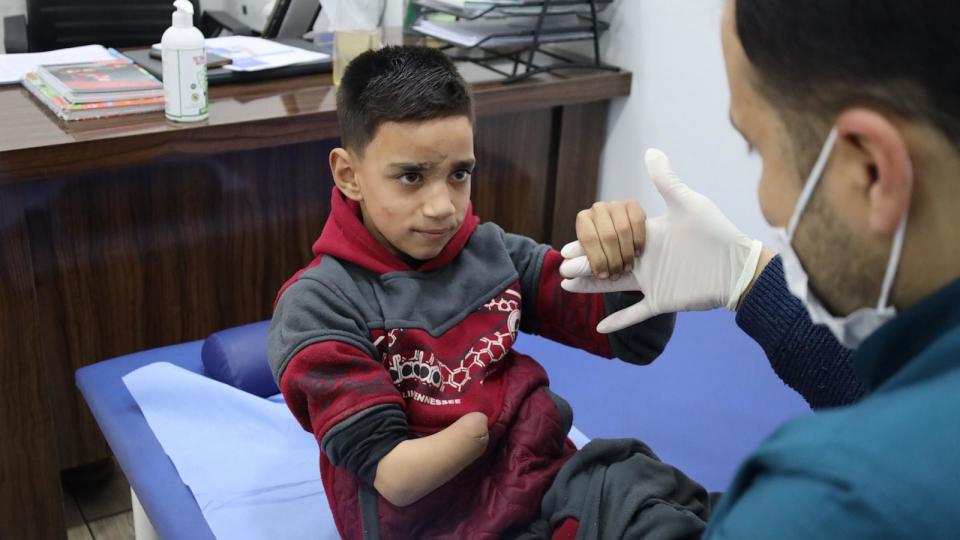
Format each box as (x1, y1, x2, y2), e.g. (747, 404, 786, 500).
(773, 127, 910, 349)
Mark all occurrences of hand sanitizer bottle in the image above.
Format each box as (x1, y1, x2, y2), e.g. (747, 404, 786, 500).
(161, 0, 208, 122)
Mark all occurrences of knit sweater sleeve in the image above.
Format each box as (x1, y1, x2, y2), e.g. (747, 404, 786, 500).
(735, 255, 866, 409)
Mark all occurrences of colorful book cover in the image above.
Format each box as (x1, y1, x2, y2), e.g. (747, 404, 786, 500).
(22, 72, 163, 121)
(38, 60, 162, 94)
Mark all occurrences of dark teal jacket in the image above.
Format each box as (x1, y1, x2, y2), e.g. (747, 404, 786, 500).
(707, 274, 960, 539)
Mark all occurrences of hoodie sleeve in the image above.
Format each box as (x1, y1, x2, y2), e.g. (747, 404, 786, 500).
(269, 276, 406, 478)
(501, 231, 675, 365)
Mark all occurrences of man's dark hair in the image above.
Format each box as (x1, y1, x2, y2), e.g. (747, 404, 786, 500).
(736, 0, 960, 167)
(336, 45, 474, 154)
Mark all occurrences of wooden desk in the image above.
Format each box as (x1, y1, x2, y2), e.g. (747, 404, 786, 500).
(0, 62, 630, 538)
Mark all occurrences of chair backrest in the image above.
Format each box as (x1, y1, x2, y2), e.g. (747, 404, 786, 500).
(26, 0, 200, 52)
(262, 0, 320, 39)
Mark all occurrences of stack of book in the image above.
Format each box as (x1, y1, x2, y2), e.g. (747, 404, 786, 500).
(22, 60, 164, 121)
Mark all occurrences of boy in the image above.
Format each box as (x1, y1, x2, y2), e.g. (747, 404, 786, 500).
(268, 46, 704, 539)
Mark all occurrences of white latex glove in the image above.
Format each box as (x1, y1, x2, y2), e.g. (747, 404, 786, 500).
(560, 149, 763, 334)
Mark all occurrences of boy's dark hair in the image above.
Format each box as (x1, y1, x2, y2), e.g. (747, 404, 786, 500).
(736, 0, 960, 171)
(336, 45, 474, 154)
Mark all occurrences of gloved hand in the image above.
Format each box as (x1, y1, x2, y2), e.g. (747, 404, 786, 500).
(560, 149, 765, 334)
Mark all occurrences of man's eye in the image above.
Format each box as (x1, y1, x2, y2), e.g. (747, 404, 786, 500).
(398, 173, 422, 185)
(451, 169, 472, 182)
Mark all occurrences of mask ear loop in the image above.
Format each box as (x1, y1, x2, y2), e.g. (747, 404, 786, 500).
(876, 161, 913, 310)
(786, 128, 840, 242)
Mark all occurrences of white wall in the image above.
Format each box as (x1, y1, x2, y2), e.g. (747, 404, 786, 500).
(594, 0, 770, 243)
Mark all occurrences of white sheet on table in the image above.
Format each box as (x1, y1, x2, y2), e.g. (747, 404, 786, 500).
(123, 362, 590, 539)
(123, 362, 336, 540)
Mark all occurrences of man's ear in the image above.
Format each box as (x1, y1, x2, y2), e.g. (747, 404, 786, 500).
(330, 148, 363, 201)
(836, 109, 913, 235)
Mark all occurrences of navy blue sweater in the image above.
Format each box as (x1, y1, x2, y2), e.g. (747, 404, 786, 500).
(735, 256, 866, 408)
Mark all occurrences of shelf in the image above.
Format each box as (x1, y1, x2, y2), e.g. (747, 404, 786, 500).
(412, 0, 617, 83)
(411, 15, 609, 49)
(414, 0, 612, 21)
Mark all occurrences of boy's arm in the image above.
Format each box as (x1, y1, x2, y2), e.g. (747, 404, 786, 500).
(280, 343, 489, 506)
(270, 277, 488, 507)
(371, 411, 488, 507)
(502, 231, 675, 364)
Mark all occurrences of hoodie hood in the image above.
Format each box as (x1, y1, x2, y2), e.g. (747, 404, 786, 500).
(312, 187, 480, 275)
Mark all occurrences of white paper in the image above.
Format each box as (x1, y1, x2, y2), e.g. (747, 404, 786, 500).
(430, 0, 465, 8)
(416, 0, 530, 13)
(412, 15, 593, 48)
(123, 362, 337, 540)
(0, 45, 117, 85)
(151, 36, 329, 71)
(204, 36, 329, 72)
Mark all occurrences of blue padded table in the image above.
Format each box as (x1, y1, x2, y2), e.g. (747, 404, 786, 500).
(77, 339, 217, 540)
(77, 309, 809, 539)
(521, 309, 810, 491)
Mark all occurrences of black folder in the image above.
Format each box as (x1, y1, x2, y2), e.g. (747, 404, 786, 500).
(126, 38, 332, 86)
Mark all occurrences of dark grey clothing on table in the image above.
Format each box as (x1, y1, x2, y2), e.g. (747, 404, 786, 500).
(509, 439, 710, 540)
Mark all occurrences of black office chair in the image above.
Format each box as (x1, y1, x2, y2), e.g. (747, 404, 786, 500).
(3, 0, 257, 54)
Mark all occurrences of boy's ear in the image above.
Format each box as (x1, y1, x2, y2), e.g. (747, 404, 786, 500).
(330, 148, 363, 202)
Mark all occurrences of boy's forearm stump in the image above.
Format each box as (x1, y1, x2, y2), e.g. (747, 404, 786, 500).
(374, 412, 489, 507)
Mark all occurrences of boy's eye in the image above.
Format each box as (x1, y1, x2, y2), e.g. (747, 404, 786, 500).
(451, 169, 472, 183)
(398, 172, 422, 185)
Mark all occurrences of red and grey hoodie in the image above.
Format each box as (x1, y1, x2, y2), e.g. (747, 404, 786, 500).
(268, 188, 675, 539)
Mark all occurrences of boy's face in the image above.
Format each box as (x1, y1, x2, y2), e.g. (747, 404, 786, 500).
(334, 115, 475, 262)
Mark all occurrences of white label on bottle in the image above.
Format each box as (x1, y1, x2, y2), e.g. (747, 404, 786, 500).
(162, 48, 208, 120)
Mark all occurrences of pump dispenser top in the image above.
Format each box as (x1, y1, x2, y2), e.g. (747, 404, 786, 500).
(172, 0, 194, 29)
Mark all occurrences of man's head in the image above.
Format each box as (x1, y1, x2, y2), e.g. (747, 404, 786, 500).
(722, 0, 960, 314)
(331, 46, 476, 262)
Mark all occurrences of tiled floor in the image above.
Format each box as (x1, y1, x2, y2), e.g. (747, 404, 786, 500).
(63, 462, 134, 540)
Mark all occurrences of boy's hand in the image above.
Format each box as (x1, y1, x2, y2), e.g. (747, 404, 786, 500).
(558, 149, 766, 334)
(572, 200, 647, 279)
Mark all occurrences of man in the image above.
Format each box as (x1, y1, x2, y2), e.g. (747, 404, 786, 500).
(562, 0, 960, 537)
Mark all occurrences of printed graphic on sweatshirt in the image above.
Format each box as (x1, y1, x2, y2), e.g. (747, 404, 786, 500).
(372, 287, 522, 401)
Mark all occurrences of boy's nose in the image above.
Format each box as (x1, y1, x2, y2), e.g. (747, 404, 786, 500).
(422, 183, 456, 220)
